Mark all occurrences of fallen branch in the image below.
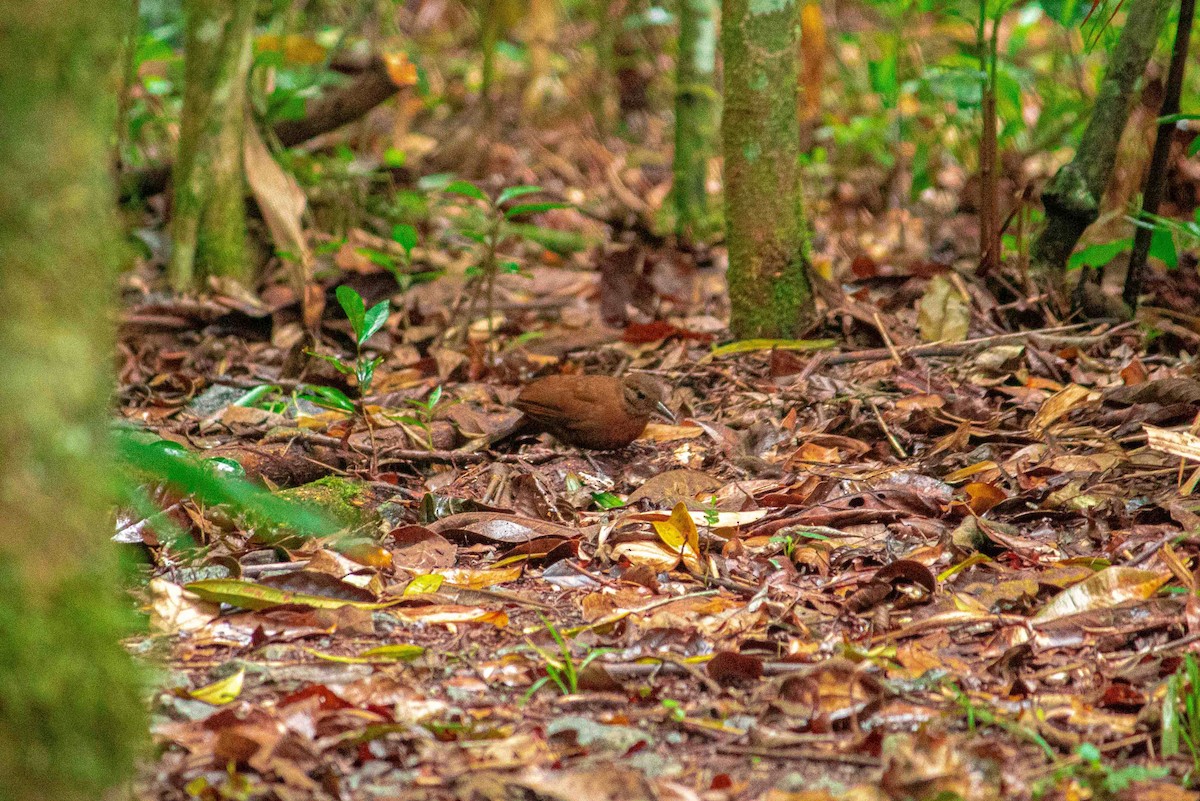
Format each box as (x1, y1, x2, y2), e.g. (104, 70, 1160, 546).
(821, 322, 1124, 366)
(120, 56, 406, 201)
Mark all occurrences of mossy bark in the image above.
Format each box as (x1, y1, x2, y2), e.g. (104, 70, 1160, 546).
(169, 0, 256, 290)
(722, 0, 815, 339)
(0, 3, 146, 800)
(1030, 0, 1172, 291)
(674, 0, 719, 240)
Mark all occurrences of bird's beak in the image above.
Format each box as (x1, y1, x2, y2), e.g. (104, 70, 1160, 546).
(655, 401, 676, 424)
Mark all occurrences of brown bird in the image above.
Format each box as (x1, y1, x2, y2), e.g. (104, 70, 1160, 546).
(512, 373, 674, 450)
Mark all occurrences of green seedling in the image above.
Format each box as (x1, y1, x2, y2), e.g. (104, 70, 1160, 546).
(387, 385, 443, 450)
(661, 698, 686, 722)
(522, 615, 613, 700)
(438, 180, 568, 340)
(353, 223, 435, 290)
(1163, 653, 1200, 785)
(1033, 743, 1170, 799)
(306, 286, 390, 403)
(770, 534, 797, 561)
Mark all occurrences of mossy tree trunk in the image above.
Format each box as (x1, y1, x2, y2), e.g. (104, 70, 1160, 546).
(1029, 0, 1172, 293)
(593, 0, 622, 133)
(169, 0, 256, 290)
(674, 0, 719, 240)
(722, 0, 816, 339)
(0, 3, 146, 800)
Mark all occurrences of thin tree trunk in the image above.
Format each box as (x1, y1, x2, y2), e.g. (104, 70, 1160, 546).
(722, 0, 816, 338)
(1029, 0, 1172, 294)
(978, 8, 1001, 277)
(522, 0, 558, 111)
(0, 2, 146, 799)
(1123, 0, 1195, 310)
(169, 0, 257, 290)
(674, 0, 719, 240)
(593, 1, 622, 133)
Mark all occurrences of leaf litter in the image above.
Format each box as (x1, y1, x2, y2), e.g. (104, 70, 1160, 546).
(117, 131, 1200, 801)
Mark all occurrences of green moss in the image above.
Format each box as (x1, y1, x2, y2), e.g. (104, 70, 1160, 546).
(0, 567, 146, 801)
(722, 0, 816, 338)
(278, 476, 373, 532)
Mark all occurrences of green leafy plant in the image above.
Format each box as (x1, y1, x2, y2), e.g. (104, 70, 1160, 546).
(522, 615, 613, 700)
(438, 179, 568, 339)
(661, 698, 686, 722)
(1033, 743, 1170, 799)
(387, 385, 443, 450)
(1163, 653, 1200, 784)
(307, 286, 390, 403)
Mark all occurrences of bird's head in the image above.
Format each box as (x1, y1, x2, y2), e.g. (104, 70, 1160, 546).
(621, 374, 675, 422)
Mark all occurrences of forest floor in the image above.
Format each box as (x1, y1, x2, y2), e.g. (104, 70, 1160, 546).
(120, 112, 1200, 801)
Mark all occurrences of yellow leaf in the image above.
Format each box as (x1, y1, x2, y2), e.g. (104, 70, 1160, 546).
(433, 565, 523, 589)
(189, 669, 244, 705)
(653, 502, 703, 574)
(707, 338, 837, 359)
(404, 574, 445, 595)
(305, 644, 425, 664)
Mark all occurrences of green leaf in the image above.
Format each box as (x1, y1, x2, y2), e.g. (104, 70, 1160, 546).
(496, 185, 543, 205)
(1067, 238, 1131, 271)
(361, 300, 390, 344)
(356, 355, 383, 393)
(591, 492, 625, 510)
(358, 247, 396, 270)
(299, 385, 356, 413)
(709, 338, 838, 358)
(233, 384, 281, 408)
(443, 179, 488, 202)
(504, 201, 568, 219)
(391, 224, 418, 254)
(305, 643, 425, 663)
(307, 351, 355, 376)
(426, 385, 443, 408)
(203, 457, 245, 478)
(1163, 673, 1181, 757)
(382, 147, 407, 167)
(335, 285, 367, 340)
(1150, 226, 1178, 269)
(185, 579, 395, 611)
(115, 432, 339, 535)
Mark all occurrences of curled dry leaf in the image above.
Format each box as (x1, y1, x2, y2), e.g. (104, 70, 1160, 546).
(1033, 567, 1171, 623)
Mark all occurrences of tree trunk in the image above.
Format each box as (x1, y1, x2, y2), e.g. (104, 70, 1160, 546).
(1029, 0, 1172, 292)
(0, 3, 145, 800)
(522, 0, 559, 112)
(674, 0, 719, 240)
(1123, 0, 1195, 310)
(169, 0, 257, 290)
(722, 0, 816, 339)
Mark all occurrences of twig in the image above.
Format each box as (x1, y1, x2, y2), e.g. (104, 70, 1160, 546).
(869, 399, 907, 459)
(378, 448, 559, 465)
(821, 323, 1104, 366)
(652, 655, 725, 695)
(716, 743, 882, 768)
